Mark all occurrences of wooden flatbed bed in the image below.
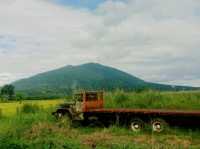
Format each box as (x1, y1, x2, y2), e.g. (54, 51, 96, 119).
(86, 108, 200, 117)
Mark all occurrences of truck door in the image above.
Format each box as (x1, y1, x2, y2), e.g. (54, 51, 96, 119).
(74, 93, 84, 113)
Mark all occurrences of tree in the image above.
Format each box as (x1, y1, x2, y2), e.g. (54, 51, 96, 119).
(0, 84, 15, 100)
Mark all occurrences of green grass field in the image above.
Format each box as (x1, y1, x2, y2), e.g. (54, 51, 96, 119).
(0, 91, 200, 149)
(0, 100, 64, 116)
(0, 108, 200, 149)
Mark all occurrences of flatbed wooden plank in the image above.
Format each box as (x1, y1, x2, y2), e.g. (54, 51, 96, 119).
(86, 108, 200, 117)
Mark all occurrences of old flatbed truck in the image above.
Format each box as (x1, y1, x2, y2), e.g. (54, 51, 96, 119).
(53, 91, 200, 132)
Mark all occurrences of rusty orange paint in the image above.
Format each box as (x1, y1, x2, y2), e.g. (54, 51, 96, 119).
(82, 91, 104, 112)
(86, 108, 200, 117)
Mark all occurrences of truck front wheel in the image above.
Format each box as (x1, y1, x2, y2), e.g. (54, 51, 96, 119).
(55, 111, 72, 127)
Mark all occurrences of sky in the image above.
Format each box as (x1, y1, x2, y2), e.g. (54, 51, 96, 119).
(0, 0, 200, 87)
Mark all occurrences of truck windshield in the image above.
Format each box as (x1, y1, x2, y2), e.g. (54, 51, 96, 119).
(86, 93, 98, 101)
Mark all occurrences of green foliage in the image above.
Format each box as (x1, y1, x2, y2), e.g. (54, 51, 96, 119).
(105, 90, 200, 110)
(20, 104, 41, 114)
(0, 103, 200, 149)
(0, 108, 2, 118)
(134, 86, 150, 93)
(108, 89, 130, 108)
(0, 108, 86, 149)
(0, 91, 200, 148)
(15, 93, 25, 102)
(0, 84, 15, 100)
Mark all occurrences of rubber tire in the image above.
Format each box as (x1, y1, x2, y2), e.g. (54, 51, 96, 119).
(57, 112, 72, 127)
(129, 118, 144, 132)
(151, 118, 168, 133)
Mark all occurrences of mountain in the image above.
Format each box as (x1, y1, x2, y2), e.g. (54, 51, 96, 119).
(12, 63, 196, 99)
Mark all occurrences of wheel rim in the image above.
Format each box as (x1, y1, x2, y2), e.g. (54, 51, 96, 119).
(152, 121, 162, 132)
(130, 121, 143, 132)
(62, 115, 72, 127)
(58, 113, 62, 118)
(56, 113, 71, 127)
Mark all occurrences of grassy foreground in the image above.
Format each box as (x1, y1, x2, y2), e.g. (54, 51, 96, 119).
(0, 91, 200, 149)
(0, 107, 200, 149)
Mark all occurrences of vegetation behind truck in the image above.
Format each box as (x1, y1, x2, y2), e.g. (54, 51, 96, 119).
(52, 91, 200, 132)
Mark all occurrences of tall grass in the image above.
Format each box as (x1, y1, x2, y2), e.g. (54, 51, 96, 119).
(20, 103, 41, 114)
(0, 107, 87, 149)
(0, 107, 199, 149)
(0, 91, 200, 148)
(0, 99, 63, 117)
(0, 108, 2, 118)
(105, 90, 200, 110)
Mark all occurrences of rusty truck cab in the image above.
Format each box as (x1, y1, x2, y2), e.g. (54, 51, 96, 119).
(74, 91, 103, 112)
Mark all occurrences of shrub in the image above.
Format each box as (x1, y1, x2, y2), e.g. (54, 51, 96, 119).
(20, 104, 41, 114)
(15, 93, 25, 102)
(0, 137, 28, 149)
(0, 108, 2, 118)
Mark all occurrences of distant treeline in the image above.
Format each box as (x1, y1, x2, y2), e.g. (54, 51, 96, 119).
(20, 85, 160, 100)
(0, 84, 153, 100)
(1, 83, 199, 101)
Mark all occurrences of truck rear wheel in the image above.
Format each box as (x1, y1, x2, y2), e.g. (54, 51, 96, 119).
(130, 118, 144, 132)
(151, 118, 167, 132)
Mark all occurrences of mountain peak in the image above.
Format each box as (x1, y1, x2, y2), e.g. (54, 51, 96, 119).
(80, 62, 102, 67)
(12, 63, 196, 98)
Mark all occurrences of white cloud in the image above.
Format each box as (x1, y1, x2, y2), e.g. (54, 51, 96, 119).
(0, 0, 200, 87)
(0, 72, 27, 86)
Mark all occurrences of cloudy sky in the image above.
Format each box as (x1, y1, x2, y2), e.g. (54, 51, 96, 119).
(0, 0, 200, 87)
